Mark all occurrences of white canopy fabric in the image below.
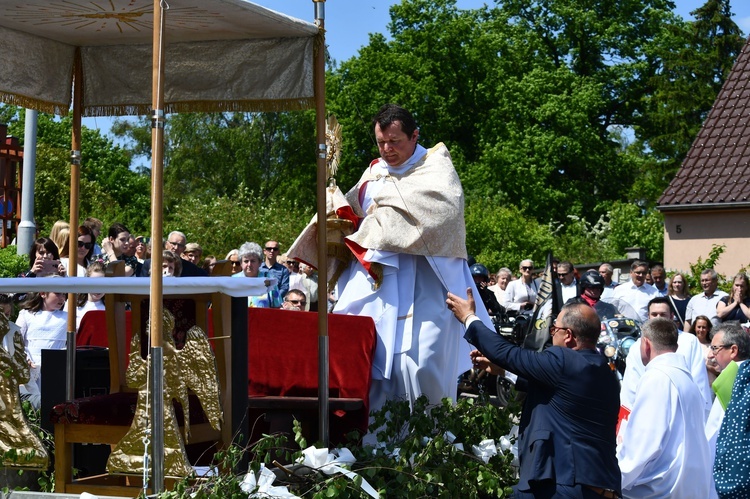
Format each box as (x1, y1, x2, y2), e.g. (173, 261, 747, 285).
(0, 276, 275, 297)
(0, 0, 318, 116)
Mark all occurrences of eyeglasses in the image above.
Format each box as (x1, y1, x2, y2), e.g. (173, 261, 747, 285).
(557, 272, 569, 277)
(709, 344, 732, 353)
(550, 324, 570, 337)
(521, 266, 533, 271)
(168, 241, 186, 248)
(77, 241, 93, 249)
(230, 260, 240, 266)
(265, 247, 279, 252)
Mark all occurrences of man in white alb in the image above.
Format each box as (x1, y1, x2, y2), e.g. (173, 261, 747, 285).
(620, 297, 712, 420)
(333, 104, 491, 413)
(617, 317, 711, 498)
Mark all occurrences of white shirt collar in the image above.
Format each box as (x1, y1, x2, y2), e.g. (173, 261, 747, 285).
(383, 144, 427, 175)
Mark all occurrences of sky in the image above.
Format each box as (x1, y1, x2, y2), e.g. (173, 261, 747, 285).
(82, 0, 750, 134)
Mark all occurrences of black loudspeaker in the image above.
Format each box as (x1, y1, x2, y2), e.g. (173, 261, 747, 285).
(41, 347, 111, 477)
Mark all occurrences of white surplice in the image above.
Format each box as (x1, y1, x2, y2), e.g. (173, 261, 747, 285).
(620, 330, 712, 418)
(618, 352, 711, 499)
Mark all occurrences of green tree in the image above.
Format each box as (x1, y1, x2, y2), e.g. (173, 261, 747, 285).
(165, 185, 313, 258)
(606, 202, 665, 262)
(630, 0, 744, 206)
(112, 110, 317, 215)
(1, 106, 151, 235)
(465, 199, 555, 272)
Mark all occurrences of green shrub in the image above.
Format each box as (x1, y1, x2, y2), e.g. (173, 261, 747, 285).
(0, 246, 28, 278)
(162, 396, 519, 498)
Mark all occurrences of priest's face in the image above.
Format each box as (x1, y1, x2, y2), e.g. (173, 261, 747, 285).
(375, 121, 418, 167)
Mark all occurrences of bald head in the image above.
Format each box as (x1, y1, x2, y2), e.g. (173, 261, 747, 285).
(559, 303, 601, 345)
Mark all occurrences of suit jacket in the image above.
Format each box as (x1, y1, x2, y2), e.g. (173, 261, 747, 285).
(555, 279, 580, 308)
(465, 320, 621, 493)
(140, 258, 208, 277)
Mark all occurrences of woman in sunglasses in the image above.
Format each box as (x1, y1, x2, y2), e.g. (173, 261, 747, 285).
(60, 225, 95, 276)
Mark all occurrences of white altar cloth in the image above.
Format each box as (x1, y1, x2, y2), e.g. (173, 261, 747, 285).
(0, 277, 275, 297)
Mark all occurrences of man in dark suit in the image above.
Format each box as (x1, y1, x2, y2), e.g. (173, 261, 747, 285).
(446, 289, 621, 498)
(554, 260, 579, 307)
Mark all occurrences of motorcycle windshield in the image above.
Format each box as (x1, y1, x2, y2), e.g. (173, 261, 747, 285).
(599, 297, 642, 325)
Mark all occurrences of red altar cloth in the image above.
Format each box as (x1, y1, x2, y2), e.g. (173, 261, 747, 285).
(247, 308, 377, 442)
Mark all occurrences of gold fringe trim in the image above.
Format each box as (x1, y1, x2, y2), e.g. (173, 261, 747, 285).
(0, 92, 69, 116)
(80, 97, 316, 118)
(327, 241, 352, 262)
(0, 93, 315, 118)
(370, 262, 383, 290)
(327, 261, 347, 296)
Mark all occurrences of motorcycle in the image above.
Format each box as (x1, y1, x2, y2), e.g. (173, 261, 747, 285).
(597, 316, 641, 379)
(456, 310, 529, 407)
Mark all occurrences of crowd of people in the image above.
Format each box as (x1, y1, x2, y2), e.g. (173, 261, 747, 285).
(5, 217, 320, 409)
(458, 256, 750, 498)
(4, 102, 750, 496)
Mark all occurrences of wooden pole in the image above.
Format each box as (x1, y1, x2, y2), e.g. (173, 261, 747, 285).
(65, 49, 83, 401)
(313, 0, 329, 446)
(149, 0, 167, 491)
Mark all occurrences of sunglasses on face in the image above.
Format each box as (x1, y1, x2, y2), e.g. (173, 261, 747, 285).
(78, 241, 93, 249)
(521, 266, 533, 271)
(265, 247, 279, 252)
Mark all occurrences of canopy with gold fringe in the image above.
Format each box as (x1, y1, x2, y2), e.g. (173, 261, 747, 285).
(0, 0, 318, 117)
(0, 0, 326, 491)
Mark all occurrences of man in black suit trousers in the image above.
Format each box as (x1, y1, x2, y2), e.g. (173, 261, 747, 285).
(446, 290, 621, 498)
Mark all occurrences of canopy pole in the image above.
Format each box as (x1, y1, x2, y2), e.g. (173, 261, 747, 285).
(17, 109, 37, 258)
(65, 50, 83, 402)
(313, 0, 329, 447)
(149, 0, 167, 492)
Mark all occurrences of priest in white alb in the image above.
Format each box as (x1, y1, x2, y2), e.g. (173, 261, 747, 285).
(332, 104, 491, 413)
(617, 317, 711, 498)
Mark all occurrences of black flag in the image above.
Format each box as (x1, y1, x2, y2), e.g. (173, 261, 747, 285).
(523, 252, 560, 351)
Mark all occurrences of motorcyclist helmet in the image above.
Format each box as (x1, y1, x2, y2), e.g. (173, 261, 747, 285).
(470, 263, 490, 280)
(580, 271, 605, 290)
